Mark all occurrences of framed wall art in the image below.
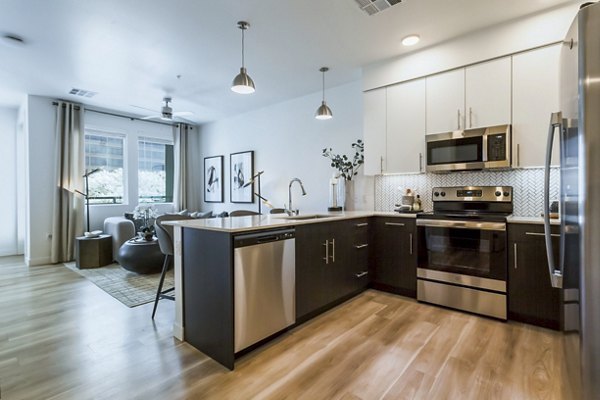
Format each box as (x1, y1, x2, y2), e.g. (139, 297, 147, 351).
(230, 151, 254, 203)
(204, 155, 224, 203)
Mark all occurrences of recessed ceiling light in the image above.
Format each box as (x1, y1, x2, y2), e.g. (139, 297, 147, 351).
(1, 33, 26, 47)
(401, 34, 420, 47)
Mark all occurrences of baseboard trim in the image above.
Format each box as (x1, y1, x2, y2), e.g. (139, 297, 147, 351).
(173, 323, 184, 341)
(26, 256, 52, 266)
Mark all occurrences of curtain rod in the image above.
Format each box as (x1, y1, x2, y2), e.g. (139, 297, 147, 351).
(52, 101, 194, 129)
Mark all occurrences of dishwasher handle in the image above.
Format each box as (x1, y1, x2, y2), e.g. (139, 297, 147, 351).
(234, 229, 296, 248)
(257, 235, 280, 244)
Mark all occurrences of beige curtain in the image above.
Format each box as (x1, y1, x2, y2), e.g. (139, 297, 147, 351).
(173, 123, 189, 211)
(51, 102, 85, 263)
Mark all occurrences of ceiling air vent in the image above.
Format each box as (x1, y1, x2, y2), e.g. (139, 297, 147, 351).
(355, 0, 402, 16)
(69, 88, 97, 98)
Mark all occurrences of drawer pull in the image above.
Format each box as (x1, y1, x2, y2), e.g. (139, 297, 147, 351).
(526, 232, 560, 237)
(355, 222, 369, 228)
(385, 222, 405, 227)
(355, 271, 369, 278)
(354, 244, 369, 249)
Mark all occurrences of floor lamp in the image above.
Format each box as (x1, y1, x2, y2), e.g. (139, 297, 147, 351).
(75, 168, 100, 233)
(242, 170, 272, 214)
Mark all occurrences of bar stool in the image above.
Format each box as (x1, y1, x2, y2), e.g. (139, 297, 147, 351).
(152, 214, 193, 319)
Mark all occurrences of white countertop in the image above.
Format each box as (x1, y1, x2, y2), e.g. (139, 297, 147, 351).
(164, 211, 418, 233)
(507, 215, 561, 225)
(164, 211, 560, 232)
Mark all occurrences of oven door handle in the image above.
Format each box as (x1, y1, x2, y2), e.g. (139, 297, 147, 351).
(416, 219, 506, 231)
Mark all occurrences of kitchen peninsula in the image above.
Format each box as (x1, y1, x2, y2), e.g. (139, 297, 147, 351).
(166, 211, 417, 369)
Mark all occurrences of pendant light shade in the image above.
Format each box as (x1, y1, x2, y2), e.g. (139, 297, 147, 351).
(315, 67, 332, 120)
(315, 101, 333, 120)
(231, 21, 255, 94)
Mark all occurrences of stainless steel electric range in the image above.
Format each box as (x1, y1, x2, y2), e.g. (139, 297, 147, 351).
(416, 185, 512, 320)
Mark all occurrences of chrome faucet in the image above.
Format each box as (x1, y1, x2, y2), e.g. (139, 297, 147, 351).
(287, 178, 307, 216)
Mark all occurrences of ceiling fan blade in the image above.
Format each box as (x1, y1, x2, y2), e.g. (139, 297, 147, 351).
(141, 115, 160, 120)
(173, 116, 195, 124)
(130, 104, 161, 113)
(173, 111, 194, 117)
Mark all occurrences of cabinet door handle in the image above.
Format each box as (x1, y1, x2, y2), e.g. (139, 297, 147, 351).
(323, 240, 329, 264)
(330, 238, 336, 263)
(355, 271, 369, 278)
(380, 156, 384, 174)
(354, 243, 369, 249)
(409, 233, 413, 255)
(525, 232, 560, 237)
(385, 222, 405, 227)
(469, 107, 473, 128)
(457, 109, 461, 130)
(356, 222, 369, 228)
(419, 152, 423, 172)
(516, 143, 520, 167)
(513, 242, 518, 269)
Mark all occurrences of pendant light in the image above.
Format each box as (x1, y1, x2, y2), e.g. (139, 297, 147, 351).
(315, 67, 333, 120)
(231, 21, 255, 94)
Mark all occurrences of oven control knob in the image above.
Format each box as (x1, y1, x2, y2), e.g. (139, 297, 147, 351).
(434, 192, 440, 197)
(495, 191, 502, 197)
(503, 191, 510, 197)
(440, 192, 446, 197)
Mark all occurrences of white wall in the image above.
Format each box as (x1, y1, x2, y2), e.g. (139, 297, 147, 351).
(0, 107, 18, 256)
(25, 95, 55, 265)
(363, 3, 580, 91)
(198, 81, 374, 214)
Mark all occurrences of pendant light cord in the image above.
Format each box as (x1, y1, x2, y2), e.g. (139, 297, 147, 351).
(322, 70, 325, 102)
(241, 26, 245, 68)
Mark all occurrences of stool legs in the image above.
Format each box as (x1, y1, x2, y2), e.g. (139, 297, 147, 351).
(152, 254, 174, 319)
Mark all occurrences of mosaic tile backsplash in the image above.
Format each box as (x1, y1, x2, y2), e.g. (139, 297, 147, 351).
(375, 167, 559, 217)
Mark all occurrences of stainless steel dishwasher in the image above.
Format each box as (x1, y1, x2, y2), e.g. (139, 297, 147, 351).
(233, 228, 295, 352)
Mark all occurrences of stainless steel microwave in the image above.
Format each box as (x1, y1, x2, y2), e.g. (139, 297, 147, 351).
(425, 124, 511, 172)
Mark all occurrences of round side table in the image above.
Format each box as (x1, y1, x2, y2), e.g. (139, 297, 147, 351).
(117, 237, 164, 274)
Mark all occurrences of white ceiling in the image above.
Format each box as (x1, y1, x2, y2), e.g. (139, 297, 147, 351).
(0, 0, 580, 122)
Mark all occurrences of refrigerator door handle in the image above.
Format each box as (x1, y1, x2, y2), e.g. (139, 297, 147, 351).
(544, 112, 564, 289)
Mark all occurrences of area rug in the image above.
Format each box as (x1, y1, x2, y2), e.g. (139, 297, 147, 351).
(63, 262, 174, 308)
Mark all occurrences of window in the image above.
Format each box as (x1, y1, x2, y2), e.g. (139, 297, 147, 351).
(84, 131, 125, 204)
(138, 137, 174, 203)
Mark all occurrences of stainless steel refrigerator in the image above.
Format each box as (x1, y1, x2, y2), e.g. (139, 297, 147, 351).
(544, 2, 600, 399)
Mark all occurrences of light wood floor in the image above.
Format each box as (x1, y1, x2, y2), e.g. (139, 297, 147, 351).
(0, 256, 575, 400)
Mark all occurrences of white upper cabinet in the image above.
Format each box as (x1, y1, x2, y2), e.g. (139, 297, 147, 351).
(465, 57, 512, 129)
(363, 45, 559, 174)
(426, 69, 465, 134)
(363, 87, 387, 175)
(386, 79, 426, 174)
(512, 45, 560, 167)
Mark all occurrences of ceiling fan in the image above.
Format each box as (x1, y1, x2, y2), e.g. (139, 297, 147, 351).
(134, 97, 194, 122)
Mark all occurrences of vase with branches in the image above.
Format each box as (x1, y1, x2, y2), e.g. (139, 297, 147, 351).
(321, 139, 364, 181)
(322, 139, 364, 211)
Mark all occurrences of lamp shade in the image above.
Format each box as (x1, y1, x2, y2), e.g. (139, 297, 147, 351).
(231, 67, 255, 94)
(315, 101, 333, 120)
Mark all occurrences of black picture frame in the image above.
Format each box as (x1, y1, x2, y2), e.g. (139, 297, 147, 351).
(230, 151, 254, 203)
(204, 155, 224, 203)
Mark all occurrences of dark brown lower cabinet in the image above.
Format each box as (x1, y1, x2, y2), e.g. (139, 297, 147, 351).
(508, 223, 561, 330)
(295, 218, 370, 320)
(370, 217, 417, 298)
